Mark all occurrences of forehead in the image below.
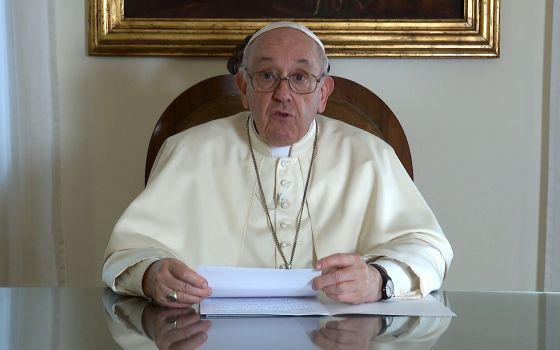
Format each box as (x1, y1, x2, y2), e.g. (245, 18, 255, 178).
(247, 28, 321, 70)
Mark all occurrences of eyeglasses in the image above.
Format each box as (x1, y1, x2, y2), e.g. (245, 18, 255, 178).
(244, 69, 324, 94)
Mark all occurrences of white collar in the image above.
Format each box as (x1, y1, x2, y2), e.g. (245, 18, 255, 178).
(270, 145, 291, 157)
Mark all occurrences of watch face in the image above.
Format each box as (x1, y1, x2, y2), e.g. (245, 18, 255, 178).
(386, 279, 395, 298)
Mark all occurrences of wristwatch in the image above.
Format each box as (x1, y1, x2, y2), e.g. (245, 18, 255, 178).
(371, 264, 395, 300)
(377, 315, 394, 337)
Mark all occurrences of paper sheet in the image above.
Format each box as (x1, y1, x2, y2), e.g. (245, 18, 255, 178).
(200, 294, 454, 317)
(200, 297, 330, 316)
(198, 266, 455, 317)
(320, 294, 456, 317)
(198, 266, 321, 297)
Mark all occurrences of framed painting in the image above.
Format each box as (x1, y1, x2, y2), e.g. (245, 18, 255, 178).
(89, 0, 499, 58)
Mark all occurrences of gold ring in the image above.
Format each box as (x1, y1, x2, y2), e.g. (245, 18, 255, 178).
(166, 290, 178, 302)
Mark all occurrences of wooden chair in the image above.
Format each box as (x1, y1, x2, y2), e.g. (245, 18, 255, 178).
(145, 74, 413, 185)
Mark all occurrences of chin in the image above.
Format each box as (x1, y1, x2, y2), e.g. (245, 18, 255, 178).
(269, 130, 300, 146)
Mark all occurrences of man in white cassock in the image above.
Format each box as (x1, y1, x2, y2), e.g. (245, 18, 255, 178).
(102, 21, 453, 307)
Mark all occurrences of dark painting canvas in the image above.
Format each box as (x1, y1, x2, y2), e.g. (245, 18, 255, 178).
(124, 0, 464, 20)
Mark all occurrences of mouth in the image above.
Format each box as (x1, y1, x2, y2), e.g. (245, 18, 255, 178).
(270, 111, 294, 118)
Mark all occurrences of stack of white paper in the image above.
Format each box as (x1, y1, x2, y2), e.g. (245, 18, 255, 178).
(197, 266, 455, 317)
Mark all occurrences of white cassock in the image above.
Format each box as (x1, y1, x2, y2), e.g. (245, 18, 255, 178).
(102, 112, 453, 297)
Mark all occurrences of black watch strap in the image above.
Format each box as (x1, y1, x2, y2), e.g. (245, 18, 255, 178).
(371, 263, 394, 300)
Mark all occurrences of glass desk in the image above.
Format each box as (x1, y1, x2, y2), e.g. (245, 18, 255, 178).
(0, 288, 558, 349)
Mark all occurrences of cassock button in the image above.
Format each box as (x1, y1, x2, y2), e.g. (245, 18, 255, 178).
(280, 160, 288, 168)
(281, 201, 290, 209)
(280, 222, 289, 229)
(280, 179, 288, 186)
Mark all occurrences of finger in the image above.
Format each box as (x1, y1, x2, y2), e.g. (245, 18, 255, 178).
(154, 284, 200, 308)
(169, 279, 212, 299)
(322, 280, 361, 296)
(174, 310, 204, 329)
(170, 331, 209, 350)
(159, 308, 201, 330)
(318, 327, 357, 344)
(178, 319, 212, 339)
(164, 320, 210, 345)
(143, 259, 200, 306)
(316, 253, 362, 271)
(157, 307, 198, 327)
(164, 286, 209, 306)
(325, 320, 345, 330)
(311, 330, 337, 350)
(157, 267, 211, 305)
(325, 291, 365, 304)
(160, 299, 198, 309)
(313, 266, 362, 290)
(326, 317, 377, 332)
(154, 309, 202, 338)
(169, 263, 209, 289)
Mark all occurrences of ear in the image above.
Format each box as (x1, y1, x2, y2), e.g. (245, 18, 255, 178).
(316, 76, 334, 114)
(235, 72, 249, 109)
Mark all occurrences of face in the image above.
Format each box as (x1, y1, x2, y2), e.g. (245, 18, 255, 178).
(236, 28, 334, 147)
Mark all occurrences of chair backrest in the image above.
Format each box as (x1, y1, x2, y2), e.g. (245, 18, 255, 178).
(145, 74, 413, 184)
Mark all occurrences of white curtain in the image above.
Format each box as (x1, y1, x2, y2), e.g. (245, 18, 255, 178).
(0, 0, 65, 285)
(0, 288, 60, 349)
(545, 0, 560, 292)
(0, 289, 10, 349)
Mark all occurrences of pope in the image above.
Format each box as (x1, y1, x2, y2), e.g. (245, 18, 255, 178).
(102, 21, 453, 307)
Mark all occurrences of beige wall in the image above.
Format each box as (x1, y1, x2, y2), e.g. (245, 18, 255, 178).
(55, 0, 548, 290)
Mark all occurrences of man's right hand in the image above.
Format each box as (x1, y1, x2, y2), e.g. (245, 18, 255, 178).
(142, 258, 212, 307)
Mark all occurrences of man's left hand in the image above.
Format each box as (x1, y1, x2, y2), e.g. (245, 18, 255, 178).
(313, 253, 382, 304)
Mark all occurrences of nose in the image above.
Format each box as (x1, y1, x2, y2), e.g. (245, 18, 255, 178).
(272, 77, 292, 101)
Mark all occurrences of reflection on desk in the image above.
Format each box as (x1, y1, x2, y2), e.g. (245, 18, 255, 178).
(102, 290, 451, 350)
(1, 288, 558, 349)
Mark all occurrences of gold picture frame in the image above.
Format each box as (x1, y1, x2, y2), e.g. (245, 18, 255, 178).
(88, 0, 499, 58)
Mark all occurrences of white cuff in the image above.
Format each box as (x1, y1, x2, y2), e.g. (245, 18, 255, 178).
(114, 258, 160, 298)
(372, 259, 420, 298)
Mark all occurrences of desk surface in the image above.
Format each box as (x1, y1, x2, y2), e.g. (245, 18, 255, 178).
(0, 288, 558, 350)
